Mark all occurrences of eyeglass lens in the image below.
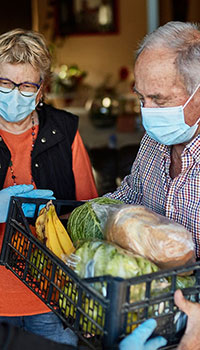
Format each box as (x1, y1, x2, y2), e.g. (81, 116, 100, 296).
(0, 79, 40, 96)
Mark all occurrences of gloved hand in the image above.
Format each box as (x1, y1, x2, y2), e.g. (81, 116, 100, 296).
(119, 319, 167, 350)
(16, 187, 55, 218)
(0, 184, 54, 222)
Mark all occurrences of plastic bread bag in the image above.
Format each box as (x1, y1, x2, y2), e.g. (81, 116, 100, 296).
(90, 202, 123, 232)
(104, 204, 196, 270)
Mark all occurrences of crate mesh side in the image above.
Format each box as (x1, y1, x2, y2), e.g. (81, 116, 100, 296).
(4, 217, 108, 349)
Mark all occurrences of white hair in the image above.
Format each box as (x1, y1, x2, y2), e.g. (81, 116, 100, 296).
(136, 21, 200, 94)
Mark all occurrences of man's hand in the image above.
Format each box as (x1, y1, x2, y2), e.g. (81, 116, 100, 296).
(175, 289, 200, 350)
(119, 319, 167, 350)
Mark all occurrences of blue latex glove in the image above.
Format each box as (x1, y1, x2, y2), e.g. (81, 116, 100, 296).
(0, 184, 34, 222)
(15, 188, 55, 218)
(0, 184, 54, 222)
(119, 319, 167, 350)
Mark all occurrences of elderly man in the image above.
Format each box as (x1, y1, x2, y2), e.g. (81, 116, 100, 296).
(106, 21, 200, 259)
(103, 20, 200, 349)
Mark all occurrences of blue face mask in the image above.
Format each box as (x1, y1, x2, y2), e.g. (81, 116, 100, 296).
(0, 88, 37, 123)
(141, 84, 200, 145)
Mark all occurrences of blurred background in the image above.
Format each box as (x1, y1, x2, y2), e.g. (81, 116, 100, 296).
(2, 0, 200, 195)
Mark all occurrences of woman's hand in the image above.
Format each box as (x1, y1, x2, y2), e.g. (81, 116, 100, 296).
(0, 184, 54, 222)
(17, 187, 55, 217)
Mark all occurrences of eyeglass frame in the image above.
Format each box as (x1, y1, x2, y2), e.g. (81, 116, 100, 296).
(0, 77, 42, 97)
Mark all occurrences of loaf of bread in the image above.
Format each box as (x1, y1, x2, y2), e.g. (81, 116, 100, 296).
(105, 205, 195, 269)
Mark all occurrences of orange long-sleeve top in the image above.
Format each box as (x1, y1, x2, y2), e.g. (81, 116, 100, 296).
(0, 125, 98, 316)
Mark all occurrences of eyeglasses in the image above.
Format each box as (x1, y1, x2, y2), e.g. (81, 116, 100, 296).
(0, 78, 42, 97)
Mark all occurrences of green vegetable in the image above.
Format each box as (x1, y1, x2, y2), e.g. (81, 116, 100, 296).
(59, 283, 105, 334)
(67, 197, 122, 244)
(29, 248, 47, 280)
(74, 240, 159, 281)
(74, 240, 102, 278)
(74, 240, 196, 302)
(60, 241, 196, 336)
(164, 275, 196, 291)
(59, 283, 137, 334)
(176, 275, 196, 289)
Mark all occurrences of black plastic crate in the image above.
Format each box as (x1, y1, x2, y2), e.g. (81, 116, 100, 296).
(1, 196, 200, 350)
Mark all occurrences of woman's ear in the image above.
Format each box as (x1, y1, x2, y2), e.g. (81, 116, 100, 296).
(36, 82, 44, 105)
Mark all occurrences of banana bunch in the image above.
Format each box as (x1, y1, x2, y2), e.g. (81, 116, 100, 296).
(35, 207, 47, 243)
(35, 201, 75, 260)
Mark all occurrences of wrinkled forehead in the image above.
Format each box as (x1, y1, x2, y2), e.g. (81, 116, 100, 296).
(0, 62, 41, 83)
(134, 48, 183, 87)
(135, 47, 177, 72)
(133, 48, 188, 99)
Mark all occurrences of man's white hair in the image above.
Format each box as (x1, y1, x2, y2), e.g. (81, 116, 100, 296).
(136, 21, 200, 94)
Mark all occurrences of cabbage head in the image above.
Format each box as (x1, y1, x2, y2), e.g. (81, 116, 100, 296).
(74, 240, 196, 302)
(67, 197, 122, 244)
(74, 240, 159, 280)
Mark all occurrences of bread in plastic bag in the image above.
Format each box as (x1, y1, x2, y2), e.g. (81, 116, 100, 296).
(105, 204, 196, 269)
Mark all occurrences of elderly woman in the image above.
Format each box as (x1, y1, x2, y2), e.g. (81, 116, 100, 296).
(0, 28, 97, 346)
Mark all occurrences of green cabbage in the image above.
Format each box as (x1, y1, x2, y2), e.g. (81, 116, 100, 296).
(73, 240, 102, 278)
(74, 240, 196, 302)
(74, 240, 159, 280)
(67, 197, 122, 244)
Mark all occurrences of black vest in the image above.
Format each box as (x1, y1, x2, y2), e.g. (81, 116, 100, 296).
(0, 103, 78, 200)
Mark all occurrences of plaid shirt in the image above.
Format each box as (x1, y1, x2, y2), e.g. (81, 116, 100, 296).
(105, 133, 200, 257)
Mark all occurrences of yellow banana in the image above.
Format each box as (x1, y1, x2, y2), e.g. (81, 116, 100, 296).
(51, 205, 75, 256)
(45, 204, 65, 260)
(35, 201, 75, 261)
(35, 206, 47, 243)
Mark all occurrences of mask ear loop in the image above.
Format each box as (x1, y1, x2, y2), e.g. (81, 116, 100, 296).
(140, 101, 144, 108)
(183, 83, 200, 109)
(183, 84, 200, 126)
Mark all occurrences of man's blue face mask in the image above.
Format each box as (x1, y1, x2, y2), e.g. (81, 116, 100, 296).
(141, 84, 200, 145)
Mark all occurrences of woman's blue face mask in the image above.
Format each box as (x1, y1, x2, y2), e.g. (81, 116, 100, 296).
(0, 87, 38, 123)
(141, 84, 200, 145)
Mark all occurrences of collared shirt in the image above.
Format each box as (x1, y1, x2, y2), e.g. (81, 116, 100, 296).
(105, 133, 200, 257)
